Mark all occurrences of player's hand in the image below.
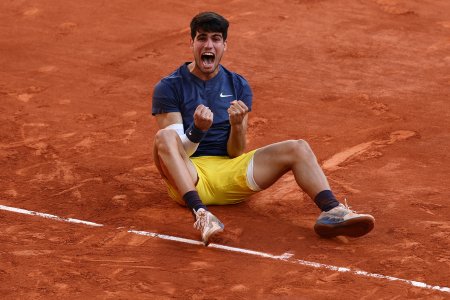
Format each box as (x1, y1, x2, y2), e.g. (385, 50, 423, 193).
(228, 100, 248, 126)
(193, 104, 213, 131)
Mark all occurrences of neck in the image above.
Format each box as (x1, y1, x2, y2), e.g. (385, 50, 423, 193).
(188, 62, 219, 81)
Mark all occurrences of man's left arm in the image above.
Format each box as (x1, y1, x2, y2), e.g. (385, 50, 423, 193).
(227, 100, 249, 158)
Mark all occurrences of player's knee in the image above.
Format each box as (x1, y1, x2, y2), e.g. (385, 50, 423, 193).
(155, 128, 179, 153)
(289, 139, 314, 160)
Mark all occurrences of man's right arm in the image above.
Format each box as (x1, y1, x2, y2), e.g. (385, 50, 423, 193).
(155, 112, 183, 130)
(155, 112, 197, 156)
(155, 106, 213, 157)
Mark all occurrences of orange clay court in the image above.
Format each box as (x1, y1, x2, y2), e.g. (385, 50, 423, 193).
(1, 0, 449, 299)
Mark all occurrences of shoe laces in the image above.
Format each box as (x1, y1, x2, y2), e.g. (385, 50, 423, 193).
(194, 209, 208, 230)
(343, 198, 352, 210)
(321, 198, 357, 221)
(341, 198, 357, 214)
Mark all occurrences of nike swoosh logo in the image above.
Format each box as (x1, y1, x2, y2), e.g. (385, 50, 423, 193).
(220, 93, 233, 98)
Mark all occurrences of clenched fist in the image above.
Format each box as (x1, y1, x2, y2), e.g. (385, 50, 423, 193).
(228, 100, 248, 126)
(194, 104, 214, 131)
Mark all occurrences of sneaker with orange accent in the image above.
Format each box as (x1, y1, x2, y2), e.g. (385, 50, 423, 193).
(194, 208, 224, 246)
(314, 200, 375, 238)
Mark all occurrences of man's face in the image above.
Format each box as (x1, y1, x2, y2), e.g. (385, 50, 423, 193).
(191, 30, 227, 77)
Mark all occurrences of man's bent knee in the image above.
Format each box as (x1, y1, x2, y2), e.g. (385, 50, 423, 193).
(287, 139, 315, 160)
(154, 128, 181, 153)
(285, 139, 311, 152)
(297, 139, 312, 151)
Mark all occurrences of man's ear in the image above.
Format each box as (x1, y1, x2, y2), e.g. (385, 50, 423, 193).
(190, 39, 194, 48)
(224, 40, 227, 51)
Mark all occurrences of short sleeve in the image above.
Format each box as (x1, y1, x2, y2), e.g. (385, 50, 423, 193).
(152, 80, 179, 116)
(235, 75, 253, 112)
(241, 81, 252, 112)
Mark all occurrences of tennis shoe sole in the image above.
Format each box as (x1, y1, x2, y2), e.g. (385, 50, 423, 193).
(314, 215, 375, 238)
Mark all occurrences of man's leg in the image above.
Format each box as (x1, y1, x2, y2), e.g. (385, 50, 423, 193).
(153, 128, 223, 245)
(252, 139, 332, 200)
(153, 128, 198, 196)
(252, 139, 375, 238)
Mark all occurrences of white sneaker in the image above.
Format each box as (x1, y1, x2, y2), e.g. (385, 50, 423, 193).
(193, 208, 224, 246)
(314, 200, 375, 238)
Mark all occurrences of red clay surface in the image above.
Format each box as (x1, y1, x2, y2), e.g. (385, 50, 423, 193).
(1, 0, 450, 299)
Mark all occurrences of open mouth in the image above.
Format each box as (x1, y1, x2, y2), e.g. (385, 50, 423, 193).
(201, 52, 215, 69)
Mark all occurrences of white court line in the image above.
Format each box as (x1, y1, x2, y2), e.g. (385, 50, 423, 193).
(0, 204, 449, 294)
(0, 204, 103, 227)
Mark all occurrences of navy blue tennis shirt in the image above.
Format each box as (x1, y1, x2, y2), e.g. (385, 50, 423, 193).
(152, 63, 253, 157)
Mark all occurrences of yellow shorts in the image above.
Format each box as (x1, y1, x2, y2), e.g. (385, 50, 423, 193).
(166, 150, 258, 205)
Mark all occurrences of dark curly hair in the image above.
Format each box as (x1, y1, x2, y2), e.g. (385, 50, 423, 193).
(190, 12, 229, 41)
